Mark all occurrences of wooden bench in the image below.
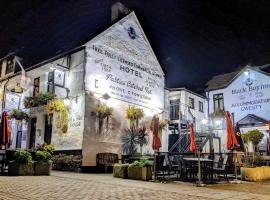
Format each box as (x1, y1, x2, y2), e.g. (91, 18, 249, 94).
(96, 153, 119, 173)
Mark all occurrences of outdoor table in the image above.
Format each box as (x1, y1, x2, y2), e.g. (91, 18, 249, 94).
(126, 156, 154, 163)
(183, 157, 214, 181)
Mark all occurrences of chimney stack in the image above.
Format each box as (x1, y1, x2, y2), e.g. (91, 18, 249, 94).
(111, 2, 130, 23)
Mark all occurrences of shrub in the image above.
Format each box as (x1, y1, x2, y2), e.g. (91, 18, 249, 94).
(129, 159, 152, 168)
(209, 109, 224, 119)
(52, 154, 82, 171)
(243, 130, 264, 149)
(35, 151, 52, 163)
(14, 150, 32, 163)
(36, 143, 55, 154)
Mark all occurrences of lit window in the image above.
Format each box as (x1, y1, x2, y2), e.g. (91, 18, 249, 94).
(213, 93, 224, 111)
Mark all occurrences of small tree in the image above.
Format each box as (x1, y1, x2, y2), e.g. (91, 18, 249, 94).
(242, 130, 264, 165)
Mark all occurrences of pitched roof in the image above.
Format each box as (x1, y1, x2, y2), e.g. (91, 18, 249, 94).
(206, 71, 239, 91)
(206, 64, 270, 91)
(237, 114, 268, 127)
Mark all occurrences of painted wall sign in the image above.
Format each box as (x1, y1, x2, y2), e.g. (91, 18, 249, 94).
(209, 69, 270, 122)
(5, 93, 20, 110)
(85, 13, 164, 110)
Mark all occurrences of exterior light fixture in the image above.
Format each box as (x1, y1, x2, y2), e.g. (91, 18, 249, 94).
(201, 119, 208, 124)
(215, 120, 222, 125)
(64, 98, 70, 106)
(244, 70, 249, 76)
(102, 93, 110, 100)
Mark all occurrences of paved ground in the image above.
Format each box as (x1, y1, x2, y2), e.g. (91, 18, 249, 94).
(0, 171, 269, 200)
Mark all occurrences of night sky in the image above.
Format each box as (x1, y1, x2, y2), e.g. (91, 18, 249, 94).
(1, 0, 270, 93)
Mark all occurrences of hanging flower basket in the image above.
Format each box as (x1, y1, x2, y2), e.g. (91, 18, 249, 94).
(24, 93, 55, 108)
(10, 109, 29, 121)
(45, 99, 70, 135)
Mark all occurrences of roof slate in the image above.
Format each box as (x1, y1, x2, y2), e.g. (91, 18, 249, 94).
(206, 64, 270, 91)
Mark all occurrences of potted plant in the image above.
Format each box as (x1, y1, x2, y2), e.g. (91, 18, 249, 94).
(34, 150, 52, 175)
(10, 109, 29, 121)
(127, 159, 153, 181)
(242, 130, 264, 165)
(209, 109, 224, 119)
(96, 103, 113, 134)
(45, 99, 69, 134)
(24, 93, 55, 108)
(8, 150, 34, 176)
(113, 163, 129, 179)
(121, 128, 138, 155)
(126, 106, 144, 128)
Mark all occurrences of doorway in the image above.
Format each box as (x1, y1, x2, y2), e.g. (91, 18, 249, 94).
(44, 114, 53, 144)
(29, 117, 37, 149)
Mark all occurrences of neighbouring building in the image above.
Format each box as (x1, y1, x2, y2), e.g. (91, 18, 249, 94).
(206, 65, 270, 152)
(164, 88, 208, 152)
(0, 10, 165, 167)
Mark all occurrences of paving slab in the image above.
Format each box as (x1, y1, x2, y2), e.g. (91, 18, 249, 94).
(0, 171, 268, 200)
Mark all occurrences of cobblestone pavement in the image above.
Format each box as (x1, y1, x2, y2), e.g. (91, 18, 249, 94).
(0, 171, 269, 200)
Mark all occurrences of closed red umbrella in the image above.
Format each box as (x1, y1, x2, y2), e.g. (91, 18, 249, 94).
(189, 123, 197, 152)
(151, 116, 161, 150)
(0, 111, 11, 148)
(224, 111, 238, 150)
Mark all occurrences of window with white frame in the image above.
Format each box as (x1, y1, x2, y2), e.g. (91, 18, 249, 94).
(213, 93, 224, 111)
(170, 99, 179, 120)
(189, 97, 195, 109)
(199, 101, 204, 112)
(5, 57, 14, 74)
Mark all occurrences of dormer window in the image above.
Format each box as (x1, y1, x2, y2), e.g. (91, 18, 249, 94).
(5, 57, 14, 74)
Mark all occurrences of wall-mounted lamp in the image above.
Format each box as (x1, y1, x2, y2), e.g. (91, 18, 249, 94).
(99, 93, 110, 101)
(244, 70, 249, 76)
(215, 119, 222, 126)
(201, 119, 208, 125)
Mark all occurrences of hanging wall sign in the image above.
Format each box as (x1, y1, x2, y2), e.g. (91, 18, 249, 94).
(5, 93, 20, 111)
(54, 69, 65, 86)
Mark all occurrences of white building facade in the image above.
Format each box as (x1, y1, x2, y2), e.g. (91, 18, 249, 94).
(206, 66, 270, 152)
(0, 11, 166, 167)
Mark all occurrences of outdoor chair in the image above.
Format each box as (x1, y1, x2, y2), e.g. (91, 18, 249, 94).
(154, 154, 174, 181)
(179, 157, 197, 181)
(96, 153, 119, 173)
(153, 154, 166, 180)
(213, 155, 228, 181)
(173, 155, 184, 179)
(213, 154, 221, 168)
(167, 155, 181, 178)
(0, 150, 7, 175)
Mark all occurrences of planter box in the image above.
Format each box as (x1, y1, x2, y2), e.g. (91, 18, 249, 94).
(8, 161, 34, 176)
(113, 164, 129, 178)
(34, 162, 52, 175)
(141, 166, 152, 181)
(128, 166, 152, 181)
(241, 166, 270, 181)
